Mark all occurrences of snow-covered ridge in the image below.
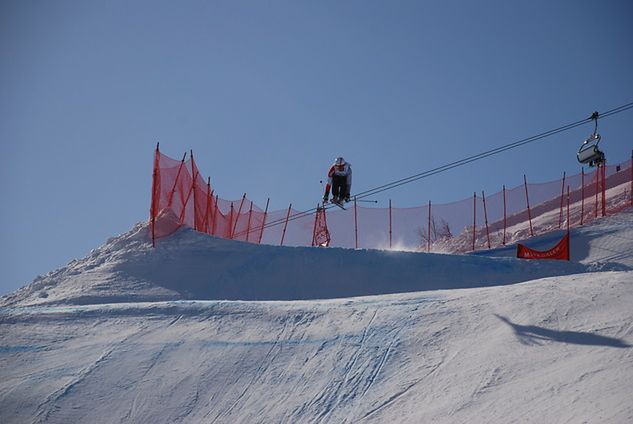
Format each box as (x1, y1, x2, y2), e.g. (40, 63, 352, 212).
(1, 207, 632, 423)
(5, 210, 631, 307)
(3, 207, 633, 307)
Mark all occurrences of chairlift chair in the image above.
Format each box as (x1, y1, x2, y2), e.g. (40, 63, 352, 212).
(577, 111, 605, 167)
(577, 133, 605, 167)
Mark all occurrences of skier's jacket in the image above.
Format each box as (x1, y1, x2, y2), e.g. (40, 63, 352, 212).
(326, 162, 352, 194)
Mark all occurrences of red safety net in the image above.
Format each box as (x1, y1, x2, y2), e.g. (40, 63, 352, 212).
(150, 145, 633, 252)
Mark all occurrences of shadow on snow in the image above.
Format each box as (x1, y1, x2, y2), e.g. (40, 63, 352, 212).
(495, 314, 631, 348)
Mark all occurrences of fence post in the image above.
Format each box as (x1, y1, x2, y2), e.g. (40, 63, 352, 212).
(150, 143, 161, 248)
(601, 164, 606, 217)
(211, 194, 219, 236)
(482, 191, 491, 249)
(258, 198, 270, 244)
(231, 193, 247, 239)
(427, 200, 432, 253)
(280, 203, 292, 246)
(354, 198, 359, 249)
(524, 174, 534, 237)
(203, 179, 211, 234)
(594, 167, 599, 218)
(389, 199, 393, 249)
(567, 185, 570, 233)
(472, 192, 476, 251)
(580, 168, 585, 225)
(167, 152, 187, 209)
(502, 185, 507, 245)
(246, 201, 253, 242)
(228, 203, 234, 239)
(209, 196, 216, 235)
(558, 171, 566, 229)
(191, 151, 198, 231)
(179, 178, 195, 225)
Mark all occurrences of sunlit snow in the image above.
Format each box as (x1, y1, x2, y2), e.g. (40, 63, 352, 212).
(1, 205, 632, 423)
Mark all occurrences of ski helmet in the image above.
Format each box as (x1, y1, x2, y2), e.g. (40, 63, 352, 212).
(334, 157, 346, 166)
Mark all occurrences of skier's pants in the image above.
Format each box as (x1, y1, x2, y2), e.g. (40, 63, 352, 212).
(332, 175, 348, 200)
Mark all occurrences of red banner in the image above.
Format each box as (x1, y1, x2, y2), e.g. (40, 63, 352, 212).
(517, 232, 570, 260)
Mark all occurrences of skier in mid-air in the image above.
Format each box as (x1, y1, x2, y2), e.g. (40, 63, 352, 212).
(323, 157, 352, 205)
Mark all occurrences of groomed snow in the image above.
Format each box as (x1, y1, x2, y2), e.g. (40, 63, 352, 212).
(1, 208, 632, 423)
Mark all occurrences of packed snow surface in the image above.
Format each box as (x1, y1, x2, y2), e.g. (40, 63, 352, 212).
(1, 208, 632, 423)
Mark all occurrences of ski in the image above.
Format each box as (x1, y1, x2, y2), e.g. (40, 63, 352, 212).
(323, 200, 347, 210)
(333, 201, 347, 210)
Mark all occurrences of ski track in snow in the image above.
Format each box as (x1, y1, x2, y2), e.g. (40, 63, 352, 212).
(1, 276, 633, 423)
(1, 207, 633, 423)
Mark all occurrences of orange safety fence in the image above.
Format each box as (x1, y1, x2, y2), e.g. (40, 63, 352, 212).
(150, 145, 633, 252)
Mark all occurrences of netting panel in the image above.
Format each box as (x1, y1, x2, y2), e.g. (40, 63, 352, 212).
(150, 147, 633, 252)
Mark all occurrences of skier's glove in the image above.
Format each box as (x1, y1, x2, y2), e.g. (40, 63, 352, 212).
(323, 194, 329, 202)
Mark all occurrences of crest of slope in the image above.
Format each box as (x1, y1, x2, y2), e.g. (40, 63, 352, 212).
(3, 207, 632, 307)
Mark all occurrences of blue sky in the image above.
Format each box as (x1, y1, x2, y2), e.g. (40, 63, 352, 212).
(1, 0, 632, 295)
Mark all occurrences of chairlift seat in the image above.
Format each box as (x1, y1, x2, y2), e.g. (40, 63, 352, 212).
(576, 112, 605, 167)
(577, 140, 605, 166)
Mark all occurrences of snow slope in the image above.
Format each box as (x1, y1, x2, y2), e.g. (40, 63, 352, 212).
(474, 205, 633, 269)
(1, 208, 632, 423)
(0, 217, 625, 307)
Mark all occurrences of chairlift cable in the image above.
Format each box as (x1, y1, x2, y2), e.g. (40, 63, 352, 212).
(232, 101, 633, 239)
(354, 102, 633, 200)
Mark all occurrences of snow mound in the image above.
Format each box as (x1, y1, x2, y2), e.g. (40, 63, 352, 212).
(2, 215, 619, 307)
(1, 208, 632, 423)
